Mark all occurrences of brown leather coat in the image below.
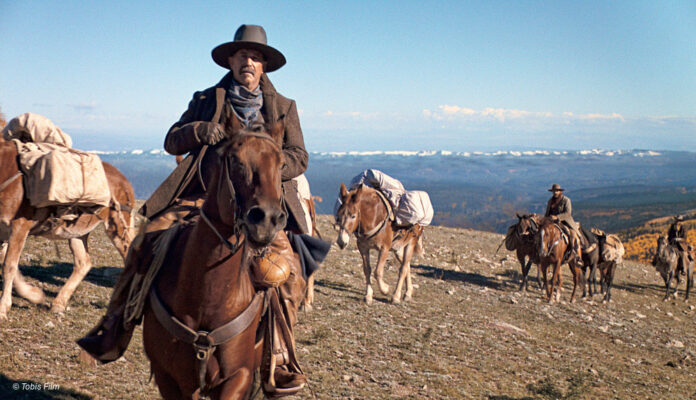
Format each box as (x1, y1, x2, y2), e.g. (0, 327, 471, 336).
(545, 195, 578, 230)
(141, 72, 309, 233)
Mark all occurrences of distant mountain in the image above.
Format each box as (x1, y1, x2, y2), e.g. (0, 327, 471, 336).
(98, 148, 696, 234)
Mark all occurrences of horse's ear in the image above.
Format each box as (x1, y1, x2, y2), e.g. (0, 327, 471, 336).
(340, 182, 348, 199)
(355, 184, 363, 195)
(228, 113, 244, 137)
(267, 121, 284, 147)
(516, 212, 521, 219)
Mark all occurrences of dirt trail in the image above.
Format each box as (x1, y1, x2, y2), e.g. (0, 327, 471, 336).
(1, 215, 695, 399)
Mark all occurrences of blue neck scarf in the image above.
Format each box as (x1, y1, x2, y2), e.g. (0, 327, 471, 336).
(227, 79, 263, 127)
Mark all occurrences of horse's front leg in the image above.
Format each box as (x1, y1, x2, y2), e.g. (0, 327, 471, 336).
(358, 243, 374, 305)
(217, 368, 256, 400)
(541, 263, 551, 301)
(373, 246, 391, 296)
(604, 262, 616, 303)
(551, 260, 563, 303)
(301, 274, 315, 312)
(52, 235, 92, 313)
(517, 251, 528, 291)
(664, 272, 673, 301)
(0, 218, 36, 320)
(392, 244, 415, 304)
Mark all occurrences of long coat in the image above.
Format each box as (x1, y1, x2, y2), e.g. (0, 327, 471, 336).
(140, 72, 309, 233)
(545, 195, 577, 230)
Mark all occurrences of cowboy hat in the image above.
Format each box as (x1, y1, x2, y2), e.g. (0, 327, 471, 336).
(674, 215, 685, 222)
(211, 25, 286, 72)
(548, 184, 564, 192)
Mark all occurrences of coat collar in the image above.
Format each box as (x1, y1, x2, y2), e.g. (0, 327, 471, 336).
(215, 72, 278, 122)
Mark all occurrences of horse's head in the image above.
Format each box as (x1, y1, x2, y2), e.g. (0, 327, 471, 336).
(335, 182, 362, 249)
(207, 121, 286, 248)
(536, 217, 563, 258)
(516, 213, 539, 238)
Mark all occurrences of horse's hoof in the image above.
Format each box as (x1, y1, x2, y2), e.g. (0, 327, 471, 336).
(378, 285, 391, 295)
(391, 296, 401, 305)
(365, 296, 373, 306)
(300, 303, 313, 312)
(0, 312, 7, 321)
(50, 303, 66, 314)
(404, 294, 412, 302)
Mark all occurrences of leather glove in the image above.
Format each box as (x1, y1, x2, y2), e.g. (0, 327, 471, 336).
(195, 122, 226, 145)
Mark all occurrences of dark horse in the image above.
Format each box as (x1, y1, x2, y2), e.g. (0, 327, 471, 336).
(335, 183, 423, 305)
(536, 217, 583, 303)
(506, 213, 542, 291)
(0, 139, 135, 319)
(653, 236, 693, 301)
(141, 122, 296, 399)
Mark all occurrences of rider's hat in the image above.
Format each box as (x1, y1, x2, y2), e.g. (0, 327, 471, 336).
(674, 215, 685, 222)
(548, 184, 564, 192)
(211, 24, 286, 72)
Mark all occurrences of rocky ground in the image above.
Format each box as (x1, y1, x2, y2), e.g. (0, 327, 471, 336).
(1, 215, 695, 399)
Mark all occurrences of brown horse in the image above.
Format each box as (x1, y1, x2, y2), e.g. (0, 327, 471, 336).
(141, 122, 293, 399)
(0, 139, 135, 319)
(335, 183, 423, 305)
(535, 217, 583, 303)
(506, 213, 542, 291)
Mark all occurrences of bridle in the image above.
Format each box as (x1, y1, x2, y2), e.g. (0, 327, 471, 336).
(336, 187, 392, 241)
(199, 131, 282, 255)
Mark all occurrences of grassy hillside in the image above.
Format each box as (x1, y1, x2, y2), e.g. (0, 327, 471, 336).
(1, 216, 695, 399)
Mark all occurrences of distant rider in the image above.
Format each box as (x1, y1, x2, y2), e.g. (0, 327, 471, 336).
(668, 215, 692, 275)
(544, 184, 595, 260)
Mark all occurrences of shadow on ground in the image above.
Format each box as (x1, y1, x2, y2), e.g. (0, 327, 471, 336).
(414, 264, 503, 289)
(19, 262, 121, 289)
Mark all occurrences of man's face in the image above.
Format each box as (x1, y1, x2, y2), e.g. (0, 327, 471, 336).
(553, 190, 562, 198)
(229, 49, 266, 90)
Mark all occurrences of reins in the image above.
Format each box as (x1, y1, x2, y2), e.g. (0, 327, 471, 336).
(0, 172, 22, 193)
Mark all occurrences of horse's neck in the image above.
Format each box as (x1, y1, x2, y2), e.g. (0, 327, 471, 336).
(172, 217, 253, 324)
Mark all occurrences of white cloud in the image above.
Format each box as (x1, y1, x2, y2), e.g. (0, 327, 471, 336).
(422, 105, 627, 125)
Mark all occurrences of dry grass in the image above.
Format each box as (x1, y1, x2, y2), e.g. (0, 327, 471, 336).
(1, 215, 696, 399)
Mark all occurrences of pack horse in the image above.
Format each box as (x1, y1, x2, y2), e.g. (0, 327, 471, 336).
(0, 139, 136, 319)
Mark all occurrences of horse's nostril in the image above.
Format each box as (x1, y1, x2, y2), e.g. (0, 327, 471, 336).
(246, 207, 266, 225)
(271, 211, 287, 228)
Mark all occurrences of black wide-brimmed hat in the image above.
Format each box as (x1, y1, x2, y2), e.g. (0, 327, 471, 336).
(211, 25, 286, 72)
(548, 184, 564, 192)
(674, 215, 685, 222)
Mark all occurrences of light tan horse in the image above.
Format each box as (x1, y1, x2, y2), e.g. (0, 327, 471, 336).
(0, 140, 136, 319)
(335, 183, 423, 305)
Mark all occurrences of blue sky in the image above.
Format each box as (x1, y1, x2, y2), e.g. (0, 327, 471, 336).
(1, 1, 694, 151)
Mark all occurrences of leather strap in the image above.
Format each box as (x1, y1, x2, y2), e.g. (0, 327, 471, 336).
(0, 172, 22, 193)
(149, 288, 265, 394)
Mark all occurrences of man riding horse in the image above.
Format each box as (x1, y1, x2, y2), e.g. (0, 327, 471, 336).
(544, 184, 595, 262)
(79, 24, 313, 392)
(668, 215, 693, 276)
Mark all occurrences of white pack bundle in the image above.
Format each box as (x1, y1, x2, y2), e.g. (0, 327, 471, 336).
(395, 190, 434, 226)
(2, 113, 73, 148)
(349, 169, 405, 207)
